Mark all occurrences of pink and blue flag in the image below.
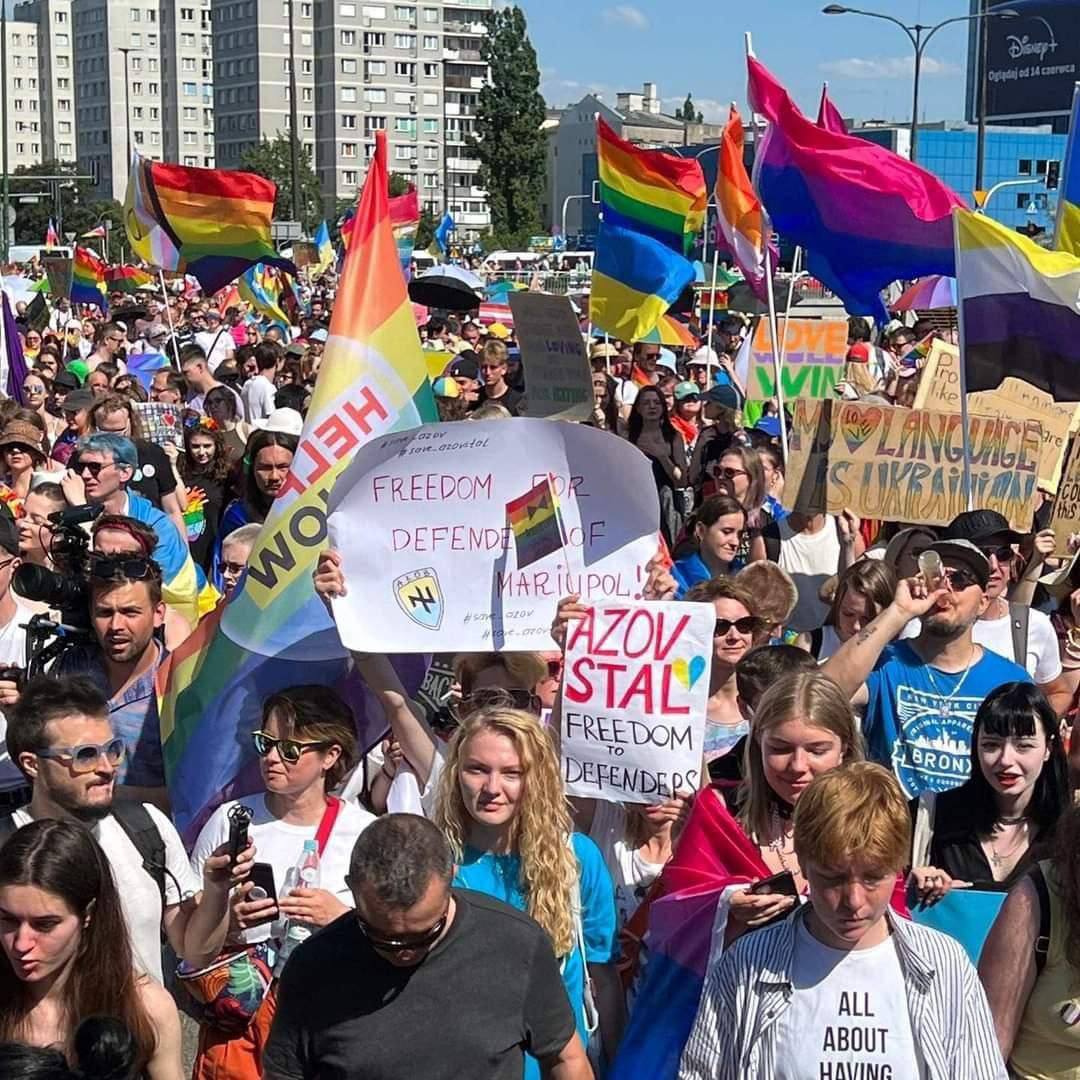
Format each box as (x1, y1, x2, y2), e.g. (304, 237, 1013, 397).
(816, 82, 847, 135)
(748, 55, 964, 321)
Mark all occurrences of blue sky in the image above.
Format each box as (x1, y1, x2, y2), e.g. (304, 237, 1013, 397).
(517, 0, 980, 124)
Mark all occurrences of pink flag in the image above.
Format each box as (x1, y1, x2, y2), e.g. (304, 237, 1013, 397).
(817, 82, 847, 135)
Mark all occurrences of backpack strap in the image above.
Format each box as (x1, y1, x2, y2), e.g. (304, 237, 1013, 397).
(1029, 861, 1051, 977)
(111, 801, 168, 910)
(1009, 602, 1031, 670)
(809, 627, 824, 659)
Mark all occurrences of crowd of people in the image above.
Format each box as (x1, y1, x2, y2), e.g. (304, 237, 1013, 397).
(0, 265, 1078, 1080)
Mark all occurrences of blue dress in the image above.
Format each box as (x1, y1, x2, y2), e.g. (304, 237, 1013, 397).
(453, 832, 619, 1078)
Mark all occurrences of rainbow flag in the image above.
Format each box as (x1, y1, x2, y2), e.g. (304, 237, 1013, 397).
(237, 263, 291, 337)
(715, 105, 770, 300)
(589, 221, 695, 343)
(314, 221, 334, 273)
(157, 130, 435, 840)
(390, 186, 420, 281)
(597, 116, 706, 255)
(748, 54, 963, 321)
(105, 265, 155, 294)
(124, 154, 296, 295)
(71, 246, 107, 311)
(505, 474, 567, 570)
(640, 314, 698, 349)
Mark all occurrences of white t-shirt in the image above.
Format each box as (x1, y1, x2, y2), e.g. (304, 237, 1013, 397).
(0, 599, 33, 792)
(10, 804, 200, 983)
(241, 373, 278, 423)
(973, 607, 1062, 684)
(776, 517, 843, 633)
(190, 795, 375, 946)
(774, 919, 925, 1079)
(616, 380, 639, 409)
(194, 328, 235, 372)
(586, 800, 664, 930)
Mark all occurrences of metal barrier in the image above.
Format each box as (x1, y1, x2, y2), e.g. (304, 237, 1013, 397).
(481, 270, 588, 296)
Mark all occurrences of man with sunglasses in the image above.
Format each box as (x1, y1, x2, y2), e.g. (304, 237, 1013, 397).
(941, 510, 1071, 716)
(87, 321, 128, 374)
(3, 675, 249, 984)
(824, 538, 1031, 797)
(264, 813, 591, 1080)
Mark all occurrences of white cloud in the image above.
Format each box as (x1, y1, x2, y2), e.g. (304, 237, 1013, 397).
(819, 54, 958, 80)
(602, 4, 648, 30)
(662, 95, 729, 123)
(541, 70, 617, 106)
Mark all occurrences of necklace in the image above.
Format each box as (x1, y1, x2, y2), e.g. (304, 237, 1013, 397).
(923, 646, 977, 717)
(988, 820, 1029, 870)
(768, 806, 796, 874)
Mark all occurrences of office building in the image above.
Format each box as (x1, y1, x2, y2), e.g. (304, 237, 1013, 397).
(3, 18, 49, 172)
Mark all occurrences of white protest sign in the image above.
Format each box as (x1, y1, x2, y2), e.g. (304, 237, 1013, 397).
(327, 418, 660, 652)
(560, 600, 713, 804)
(508, 292, 592, 422)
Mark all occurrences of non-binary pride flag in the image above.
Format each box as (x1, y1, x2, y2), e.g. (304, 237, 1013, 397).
(505, 474, 567, 570)
(955, 206, 1080, 401)
(715, 105, 769, 299)
(747, 54, 963, 321)
(71, 246, 108, 310)
(158, 129, 435, 839)
(597, 116, 706, 255)
(124, 154, 296, 295)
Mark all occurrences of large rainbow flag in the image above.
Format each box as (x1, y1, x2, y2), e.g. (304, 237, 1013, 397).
(714, 105, 769, 300)
(157, 130, 435, 839)
(124, 155, 296, 295)
(71, 246, 108, 311)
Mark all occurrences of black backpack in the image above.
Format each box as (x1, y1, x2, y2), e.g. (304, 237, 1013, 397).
(0, 801, 167, 907)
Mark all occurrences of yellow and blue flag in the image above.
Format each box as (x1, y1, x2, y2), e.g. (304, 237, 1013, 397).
(1055, 83, 1080, 256)
(314, 220, 334, 272)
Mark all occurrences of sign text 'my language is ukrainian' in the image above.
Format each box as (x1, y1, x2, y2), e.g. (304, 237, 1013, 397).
(785, 399, 1040, 530)
(327, 418, 661, 652)
(560, 600, 713, 804)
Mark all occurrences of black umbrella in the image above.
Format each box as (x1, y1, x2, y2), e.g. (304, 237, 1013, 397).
(725, 278, 805, 315)
(407, 266, 483, 311)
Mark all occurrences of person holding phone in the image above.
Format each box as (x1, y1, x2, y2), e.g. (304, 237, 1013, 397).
(188, 685, 375, 1080)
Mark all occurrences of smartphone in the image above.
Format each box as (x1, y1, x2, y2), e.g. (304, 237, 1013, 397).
(226, 804, 254, 866)
(245, 862, 279, 926)
(749, 870, 798, 898)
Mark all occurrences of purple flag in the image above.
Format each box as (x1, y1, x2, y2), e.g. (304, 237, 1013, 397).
(1, 294, 29, 405)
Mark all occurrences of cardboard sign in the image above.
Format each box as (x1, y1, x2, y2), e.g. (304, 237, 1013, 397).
(41, 256, 72, 300)
(967, 382, 1077, 494)
(785, 399, 1040, 530)
(133, 402, 183, 449)
(912, 340, 961, 412)
(560, 600, 713, 804)
(327, 418, 661, 652)
(738, 317, 847, 400)
(1050, 437, 1080, 553)
(508, 292, 592, 422)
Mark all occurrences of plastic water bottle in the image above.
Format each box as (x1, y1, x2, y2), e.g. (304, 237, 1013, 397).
(275, 841, 321, 974)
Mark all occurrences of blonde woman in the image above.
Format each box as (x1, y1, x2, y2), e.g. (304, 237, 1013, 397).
(435, 707, 624, 1075)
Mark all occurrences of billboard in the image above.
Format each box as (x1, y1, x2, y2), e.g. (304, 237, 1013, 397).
(969, 1, 1080, 122)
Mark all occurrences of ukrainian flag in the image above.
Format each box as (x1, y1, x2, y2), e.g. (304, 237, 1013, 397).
(1055, 84, 1080, 257)
(315, 221, 334, 272)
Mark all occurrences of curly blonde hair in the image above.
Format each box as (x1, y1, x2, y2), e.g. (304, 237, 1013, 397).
(434, 707, 577, 956)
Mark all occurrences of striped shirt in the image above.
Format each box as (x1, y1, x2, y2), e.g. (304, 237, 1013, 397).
(679, 906, 1006, 1080)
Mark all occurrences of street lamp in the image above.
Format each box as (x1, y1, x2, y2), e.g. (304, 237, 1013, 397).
(822, 4, 1017, 162)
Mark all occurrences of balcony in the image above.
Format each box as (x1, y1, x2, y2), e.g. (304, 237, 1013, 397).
(445, 74, 484, 90)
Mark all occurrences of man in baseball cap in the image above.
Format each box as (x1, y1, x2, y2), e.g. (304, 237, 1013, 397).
(941, 510, 1069, 713)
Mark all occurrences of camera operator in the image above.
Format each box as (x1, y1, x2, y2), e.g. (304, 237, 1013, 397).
(65, 433, 208, 641)
(0, 513, 34, 813)
(54, 556, 169, 810)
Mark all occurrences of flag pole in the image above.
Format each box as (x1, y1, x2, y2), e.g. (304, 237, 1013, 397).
(777, 245, 802, 367)
(704, 247, 720, 358)
(953, 210, 973, 509)
(159, 270, 181, 367)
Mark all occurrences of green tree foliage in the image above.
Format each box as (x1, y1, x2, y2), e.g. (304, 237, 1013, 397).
(388, 172, 412, 197)
(675, 93, 704, 124)
(472, 6, 546, 238)
(415, 208, 437, 251)
(239, 134, 323, 232)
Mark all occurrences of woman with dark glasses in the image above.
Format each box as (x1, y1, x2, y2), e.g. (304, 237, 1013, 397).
(188, 685, 375, 1080)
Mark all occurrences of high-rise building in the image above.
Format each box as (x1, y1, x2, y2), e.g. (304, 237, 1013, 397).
(13, 0, 78, 166)
(210, 0, 492, 236)
(2, 18, 47, 172)
(72, 0, 215, 201)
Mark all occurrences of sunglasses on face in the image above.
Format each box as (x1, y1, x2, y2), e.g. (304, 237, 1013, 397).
(719, 467, 748, 480)
(942, 566, 981, 591)
(220, 560, 247, 577)
(22, 384, 45, 394)
(715, 616, 765, 637)
(91, 555, 156, 582)
(75, 460, 111, 477)
(677, 394, 701, 404)
(251, 730, 331, 764)
(357, 909, 449, 954)
(37, 737, 125, 773)
(978, 544, 1015, 565)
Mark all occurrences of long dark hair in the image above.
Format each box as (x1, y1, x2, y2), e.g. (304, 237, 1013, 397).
(243, 429, 298, 520)
(627, 385, 677, 446)
(0, 821, 156, 1073)
(588, 373, 619, 433)
(959, 682, 1069, 839)
(181, 420, 231, 484)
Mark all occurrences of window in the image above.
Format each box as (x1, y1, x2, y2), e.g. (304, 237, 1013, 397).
(367, 60, 387, 75)
(131, 82, 143, 94)
(183, 106, 196, 119)
(423, 118, 438, 133)
(423, 172, 437, 187)
(55, 9, 67, 21)
(341, 58, 357, 73)
(183, 81, 197, 95)
(130, 31, 141, 45)
(341, 86, 357, 102)
(364, 31, 385, 47)
(1018, 159, 1032, 176)
(1016, 192, 1031, 209)
(395, 116, 416, 134)
(181, 32, 195, 45)
(394, 61, 413, 76)
(362, 4, 386, 16)
(394, 145, 415, 160)
(341, 29, 356, 45)
(364, 87, 386, 102)
(394, 5, 414, 18)
(422, 91, 437, 106)
(133, 130, 144, 144)
(424, 145, 438, 160)
(342, 113, 357, 128)
(301, 31, 312, 44)
(365, 115, 386, 131)
(184, 130, 197, 144)
(302, 115, 313, 130)
(182, 57, 196, 71)
(59, 142, 73, 156)
(302, 86, 313, 102)
(422, 34, 437, 49)
(344, 170, 358, 184)
(130, 56, 142, 71)
(339, 1, 356, 13)
(130, 6, 141, 19)
(55, 32, 69, 45)
(393, 33, 414, 47)
(342, 142, 357, 157)
(180, 6, 194, 18)
(423, 62, 437, 77)
(423, 7, 437, 22)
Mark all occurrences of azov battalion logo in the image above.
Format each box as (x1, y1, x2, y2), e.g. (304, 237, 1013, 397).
(393, 568, 444, 630)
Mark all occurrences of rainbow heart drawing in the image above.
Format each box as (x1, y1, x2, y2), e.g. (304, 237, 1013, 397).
(672, 655, 707, 691)
(838, 404, 882, 455)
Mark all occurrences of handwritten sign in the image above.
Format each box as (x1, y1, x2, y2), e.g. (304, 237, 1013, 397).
(738, 317, 847, 400)
(560, 600, 713, 803)
(508, 292, 592, 422)
(133, 402, 183, 449)
(327, 418, 660, 652)
(1050, 438, 1080, 553)
(41, 256, 72, 300)
(785, 399, 1040, 530)
(996, 378, 1080, 433)
(912, 340, 961, 412)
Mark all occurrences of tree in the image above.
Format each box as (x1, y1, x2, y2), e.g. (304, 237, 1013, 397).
(675, 93, 704, 124)
(239, 134, 323, 232)
(415, 208, 437, 251)
(472, 6, 546, 238)
(388, 172, 412, 197)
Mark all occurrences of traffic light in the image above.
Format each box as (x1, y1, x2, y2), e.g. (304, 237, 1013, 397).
(1046, 160, 1060, 190)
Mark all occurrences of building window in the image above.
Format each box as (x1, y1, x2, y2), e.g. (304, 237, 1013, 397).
(424, 145, 438, 160)
(341, 29, 356, 45)
(423, 172, 437, 187)
(394, 145, 415, 160)
(422, 34, 437, 49)
(341, 58, 357, 73)
(182, 57, 196, 71)
(422, 90, 437, 106)
(364, 31, 385, 47)
(130, 7, 141, 19)
(394, 61, 413, 76)
(344, 170, 358, 184)
(394, 5, 414, 19)
(341, 86, 357, 102)
(394, 117, 416, 134)
(1016, 193, 1030, 209)
(364, 88, 387, 102)
(342, 142, 357, 157)
(55, 32, 70, 45)
(184, 130, 197, 144)
(362, 4, 386, 16)
(180, 6, 194, 19)
(393, 33, 414, 47)
(1018, 159, 1032, 176)
(342, 113, 357, 128)
(183, 81, 197, 95)
(365, 115, 386, 131)
(339, 2, 356, 13)
(423, 7, 437, 22)
(423, 118, 438, 134)
(367, 60, 387, 75)
(423, 62, 437, 77)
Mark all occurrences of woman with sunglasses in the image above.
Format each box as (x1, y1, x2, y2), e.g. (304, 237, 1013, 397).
(0, 419, 49, 505)
(627, 385, 691, 549)
(189, 685, 374, 1080)
(0, 819, 183, 1079)
(669, 382, 703, 454)
(672, 495, 747, 597)
(20, 375, 62, 442)
(435, 706, 623, 1075)
(711, 444, 769, 563)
